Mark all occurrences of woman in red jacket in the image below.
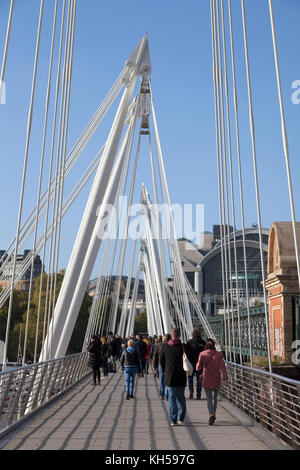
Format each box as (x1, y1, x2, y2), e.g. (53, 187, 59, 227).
(196, 338, 228, 425)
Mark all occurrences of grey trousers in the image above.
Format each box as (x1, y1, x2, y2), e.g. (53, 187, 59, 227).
(205, 388, 219, 416)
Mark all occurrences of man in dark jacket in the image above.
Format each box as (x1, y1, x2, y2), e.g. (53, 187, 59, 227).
(160, 328, 186, 426)
(185, 329, 205, 399)
(87, 334, 104, 385)
(134, 335, 147, 377)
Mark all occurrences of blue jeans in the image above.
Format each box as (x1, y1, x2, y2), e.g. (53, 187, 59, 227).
(158, 363, 166, 398)
(188, 365, 202, 398)
(124, 366, 138, 395)
(205, 388, 219, 416)
(165, 386, 186, 424)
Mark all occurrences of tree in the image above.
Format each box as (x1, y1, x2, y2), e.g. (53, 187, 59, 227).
(1, 271, 93, 362)
(134, 310, 147, 334)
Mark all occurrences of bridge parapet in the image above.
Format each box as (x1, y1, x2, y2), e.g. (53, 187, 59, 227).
(194, 305, 268, 361)
(0, 352, 89, 438)
(222, 361, 300, 450)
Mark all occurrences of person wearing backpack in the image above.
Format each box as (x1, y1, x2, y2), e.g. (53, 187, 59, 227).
(121, 339, 141, 400)
(196, 338, 228, 425)
(185, 329, 205, 400)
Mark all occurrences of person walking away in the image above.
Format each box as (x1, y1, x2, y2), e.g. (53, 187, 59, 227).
(196, 338, 228, 425)
(160, 328, 187, 426)
(101, 336, 109, 379)
(134, 335, 147, 377)
(115, 334, 122, 361)
(143, 337, 151, 374)
(153, 335, 169, 400)
(185, 329, 205, 400)
(87, 334, 104, 385)
(149, 336, 157, 375)
(107, 332, 118, 372)
(121, 339, 141, 400)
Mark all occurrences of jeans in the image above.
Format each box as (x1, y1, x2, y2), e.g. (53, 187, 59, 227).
(158, 363, 166, 398)
(188, 365, 202, 398)
(124, 366, 138, 395)
(165, 386, 186, 424)
(205, 388, 219, 416)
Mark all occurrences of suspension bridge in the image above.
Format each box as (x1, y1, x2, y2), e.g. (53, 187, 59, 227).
(0, 0, 299, 452)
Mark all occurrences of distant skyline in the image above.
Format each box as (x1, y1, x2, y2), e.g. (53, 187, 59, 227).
(0, 0, 299, 279)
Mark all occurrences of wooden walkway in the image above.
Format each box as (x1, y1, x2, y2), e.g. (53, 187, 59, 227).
(0, 368, 291, 451)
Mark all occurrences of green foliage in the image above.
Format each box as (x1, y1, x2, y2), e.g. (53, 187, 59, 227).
(0, 271, 93, 362)
(133, 310, 147, 335)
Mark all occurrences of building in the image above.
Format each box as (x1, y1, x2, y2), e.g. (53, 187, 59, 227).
(179, 225, 269, 315)
(266, 222, 300, 364)
(87, 276, 145, 300)
(0, 250, 43, 292)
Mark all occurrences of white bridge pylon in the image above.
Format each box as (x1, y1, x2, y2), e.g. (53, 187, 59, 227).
(39, 36, 216, 361)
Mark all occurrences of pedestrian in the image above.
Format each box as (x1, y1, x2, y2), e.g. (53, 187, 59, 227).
(185, 329, 205, 400)
(160, 328, 187, 426)
(134, 335, 147, 377)
(115, 334, 122, 361)
(107, 332, 118, 372)
(153, 335, 169, 400)
(101, 336, 109, 378)
(121, 339, 141, 400)
(149, 337, 156, 375)
(143, 337, 151, 374)
(196, 338, 228, 425)
(87, 334, 104, 386)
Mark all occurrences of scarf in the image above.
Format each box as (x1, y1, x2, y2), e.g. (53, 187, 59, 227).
(168, 338, 181, 346)
(127, 346, 135, 353)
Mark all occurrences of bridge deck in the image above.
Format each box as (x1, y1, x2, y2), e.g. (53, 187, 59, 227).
(0, 368, 290, 451)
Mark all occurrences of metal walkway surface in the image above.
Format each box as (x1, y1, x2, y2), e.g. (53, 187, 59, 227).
(0, 369, 291, 451)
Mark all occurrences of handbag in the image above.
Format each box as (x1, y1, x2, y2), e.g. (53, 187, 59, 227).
(182, 346, 194, 376)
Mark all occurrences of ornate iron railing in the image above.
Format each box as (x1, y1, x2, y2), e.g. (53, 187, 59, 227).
(195, 306, 268, 358)
(0, 352, 89, 436)
(223, 361, 300, 449)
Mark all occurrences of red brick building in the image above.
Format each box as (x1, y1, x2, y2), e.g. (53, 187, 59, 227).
(266, 222, 300, 364)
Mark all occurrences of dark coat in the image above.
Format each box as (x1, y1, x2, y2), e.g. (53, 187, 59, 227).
(108, 337, 117, 356)
(185, 337, 205, 365)
(87, 340, 103, 369)
(120, 348, 141, 373)
(102, 343, 109, 359)
(134, 339, 147, 361)
(160, 342, 187, 387)
(152, 342, 163, 369)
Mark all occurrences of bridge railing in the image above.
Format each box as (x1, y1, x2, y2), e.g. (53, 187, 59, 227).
(222, 361, 300, 449)
(0, 352, 89, 436)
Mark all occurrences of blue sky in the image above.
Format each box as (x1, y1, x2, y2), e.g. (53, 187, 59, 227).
(0, 0, 299, 278)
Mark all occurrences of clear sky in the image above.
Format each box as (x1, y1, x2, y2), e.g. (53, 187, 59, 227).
(0, 0, 299, 278)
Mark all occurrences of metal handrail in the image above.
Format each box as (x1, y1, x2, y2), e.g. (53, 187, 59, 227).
(1, 352, 299, 449)
(0, 352, 89, 435)
(222, 361, 300, 449)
